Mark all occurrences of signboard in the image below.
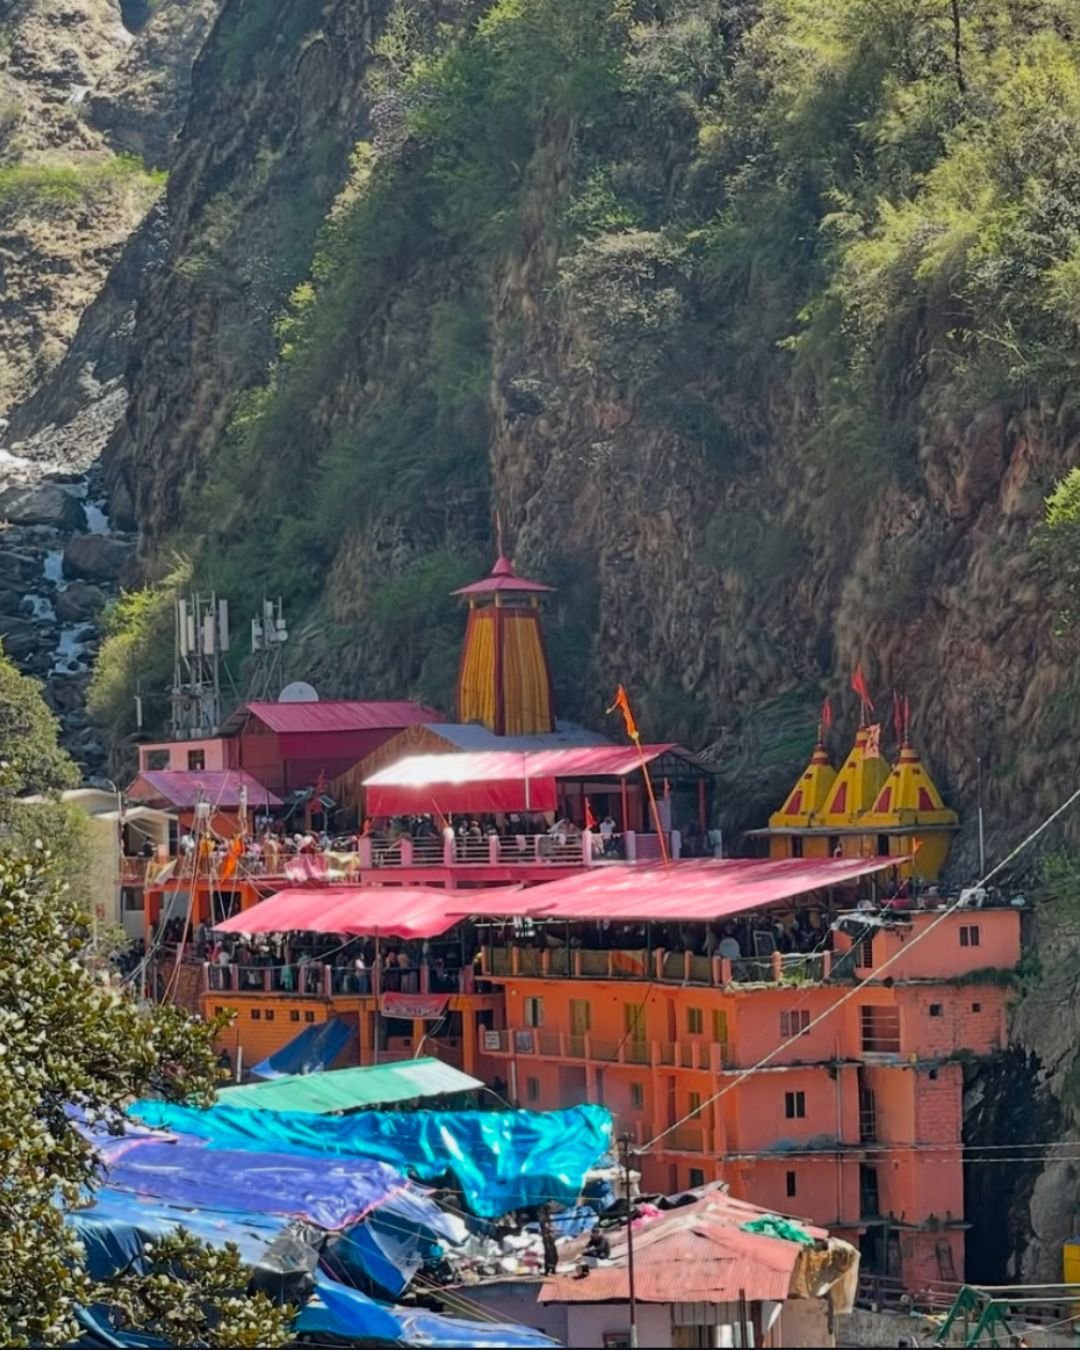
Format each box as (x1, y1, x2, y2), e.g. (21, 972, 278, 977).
(380, 992, 450, 1020)
(483, 1030, 503, 1052)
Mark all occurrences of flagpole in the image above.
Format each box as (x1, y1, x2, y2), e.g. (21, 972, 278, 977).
(607, 686, 670, 868)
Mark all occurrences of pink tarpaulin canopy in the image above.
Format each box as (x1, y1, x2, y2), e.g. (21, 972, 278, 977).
(211, 887, 459, 940)
(450, 856, 901, 925)
(362, 745, 686, 817)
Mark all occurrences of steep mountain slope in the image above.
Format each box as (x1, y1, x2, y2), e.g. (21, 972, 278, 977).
(107, 0, 1080, 855)
(85, 0, 1080, 1277)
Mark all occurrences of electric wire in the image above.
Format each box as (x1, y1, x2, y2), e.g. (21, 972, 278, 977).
(640, 777, 1080, 1153)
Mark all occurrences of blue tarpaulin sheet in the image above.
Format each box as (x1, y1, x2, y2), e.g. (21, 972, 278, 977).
(96, 1138, 405, 1230)
(295, 1272, 561, 1347)
(69, 1187, 287, 1280)
(128, 1102, 613, 1218)
(251, 1014, 353, 1079)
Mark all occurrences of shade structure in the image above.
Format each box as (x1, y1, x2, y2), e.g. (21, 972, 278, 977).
(218, 1059, 483, 1114)
(128, 769, 282, 810)
(212, 887, 461, 940)
(362, 744, 685, 817)
(450, 855, 901, 925)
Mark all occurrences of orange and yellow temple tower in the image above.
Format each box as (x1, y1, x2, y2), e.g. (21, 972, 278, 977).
(453, 553, 556, 736)
(759, 722, 959, 880)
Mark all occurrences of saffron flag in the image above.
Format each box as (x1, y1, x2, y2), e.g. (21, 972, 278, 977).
(584, 797, 597, 830)
(606, 685, 639, 741)
(851, 664, 873, 710)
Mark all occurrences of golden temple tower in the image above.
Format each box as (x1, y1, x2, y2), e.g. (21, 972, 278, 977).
(453, 553, 556, 736)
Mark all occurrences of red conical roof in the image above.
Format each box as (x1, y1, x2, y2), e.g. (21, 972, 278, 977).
(452, 555, 555, 597)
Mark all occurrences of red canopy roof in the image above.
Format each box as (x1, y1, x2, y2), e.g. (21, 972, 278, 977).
(451, 555, 555, 597)
(212, 887, 457, 940)
(363, 745, 684, 816)
(128, 770, 282, 810)
(451, 856, 899, 924)
(233, 700, 443, 735)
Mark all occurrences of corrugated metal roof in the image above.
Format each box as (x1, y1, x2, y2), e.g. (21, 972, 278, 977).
(225, 700, 443, 735)
(128, 770, 282, 809)
(423, 721, 612, 751)
(449, 855, 901, 925)
(539, 1199, 804, 1305)
(218, 1058, 483, 1113)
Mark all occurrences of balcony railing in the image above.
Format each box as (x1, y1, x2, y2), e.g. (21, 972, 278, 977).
(479, 945, 834, 989)
(480, 1030, 737, 1071)
(201, 961, 475, 999)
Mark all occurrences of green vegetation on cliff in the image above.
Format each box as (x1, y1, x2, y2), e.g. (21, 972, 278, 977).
(100, 0, 1080, 760)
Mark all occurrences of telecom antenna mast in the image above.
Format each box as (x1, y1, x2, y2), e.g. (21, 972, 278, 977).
(170, 593, 229, 738)
(246, 598, 289, 701)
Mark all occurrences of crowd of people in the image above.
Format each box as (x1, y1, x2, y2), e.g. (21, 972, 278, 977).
(201, 931, 469, 995)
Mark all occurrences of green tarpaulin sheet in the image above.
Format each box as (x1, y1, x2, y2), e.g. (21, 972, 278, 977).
(217, 1058, 483, 1114)
(740, 1215, 815, 1246)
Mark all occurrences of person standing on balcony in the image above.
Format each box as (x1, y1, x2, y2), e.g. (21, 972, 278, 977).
(539, 1211, 558, 1276)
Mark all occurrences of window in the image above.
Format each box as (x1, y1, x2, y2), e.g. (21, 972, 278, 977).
(250, 1009, 261, 1020)
(686, 1007, 703, 1034)
(688, 1091, 702, 1115)
(712, 1009, 729, 1045)
(972, 1002, 981, 1013)
(187, 749, 206, 770)
(524, 997, 544, 1028)
(526, 1076, 539, 1103)
(860, 1006, 901, 1054)
(786, 1171, 797, 1198)
(630, 1082, 644, 1110)
(144, 749, 169, 770)
(929, 1003, 943, 1018)
(290, 1011, 300, 1022)
(784, 1090, 806, 1120)
(929, 1068, 939, 1081)
(689, 1168, 705, 1189)
(960, 924, 981, 948)
(780, 1010, 811, 1038)
(122, 889, 145, 912)
(304, 1011, 315, 1023)
(265, 1010, 274, 1021)
(569, 999, 591, 1035)
(860, 1164, 880, 1217)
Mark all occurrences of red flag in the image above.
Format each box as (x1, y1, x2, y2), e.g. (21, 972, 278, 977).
(584, 797, 597, 830)
(904, 695, 911, 741)
(851, 664, 873, 711)
(606, 685, 639, 740)
(821, 696, 833, 732)
(892, 690, 903, 744)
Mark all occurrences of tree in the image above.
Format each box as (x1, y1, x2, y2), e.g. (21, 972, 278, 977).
(0, 846, 292, 1346)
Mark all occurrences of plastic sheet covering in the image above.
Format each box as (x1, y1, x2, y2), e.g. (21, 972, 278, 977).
(328, 1188, 468, 1298)
(128, 1102, 614, 1219)
(741, 1214, 815, 1246)
(69, 1187, 287, 1279)
(100, 1139, 406, 1230)
(295, 1272, 562, 1347)
(250, 1015, 353, 1079)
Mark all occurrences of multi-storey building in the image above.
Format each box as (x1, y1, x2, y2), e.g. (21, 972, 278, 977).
(129, 550, 1019, 1291)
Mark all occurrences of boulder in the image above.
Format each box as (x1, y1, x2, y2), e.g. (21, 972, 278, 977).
(0, 550, 46, 585)
(107, 476, 138, 532)
(50, 679, 88, 713)
(0, 484, 86, 531)
(54, 581, 108, 622)
(0, 620, 50, 661)
(63, 533, 133, 581)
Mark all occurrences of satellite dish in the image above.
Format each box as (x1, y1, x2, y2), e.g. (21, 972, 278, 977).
(279, 681, 319, 703)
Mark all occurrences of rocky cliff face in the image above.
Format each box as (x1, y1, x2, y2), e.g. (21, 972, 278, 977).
(0, 0, 218, 771)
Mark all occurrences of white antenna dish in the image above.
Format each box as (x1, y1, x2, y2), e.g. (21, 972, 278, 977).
(279, 681, 319, 703)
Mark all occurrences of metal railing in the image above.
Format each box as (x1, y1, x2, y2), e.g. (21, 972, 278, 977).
(479, 1031, 738, 1071)
(202, 961, 472, 999)
(480, 945, 835, 989)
